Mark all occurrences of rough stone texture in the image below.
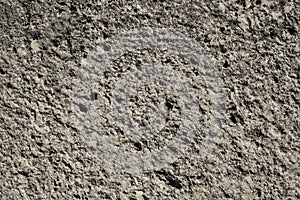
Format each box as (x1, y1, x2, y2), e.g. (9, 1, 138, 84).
(0, 0, 299, 199)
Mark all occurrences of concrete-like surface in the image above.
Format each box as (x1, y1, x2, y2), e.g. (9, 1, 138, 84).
(1, 0, 299, 199)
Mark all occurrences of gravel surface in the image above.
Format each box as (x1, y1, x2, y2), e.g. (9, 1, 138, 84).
(1, 0, 299, 199)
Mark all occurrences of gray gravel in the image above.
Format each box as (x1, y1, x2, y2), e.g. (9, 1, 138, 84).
(1, 0, 299, 199)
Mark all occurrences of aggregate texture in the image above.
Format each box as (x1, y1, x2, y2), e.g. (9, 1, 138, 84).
(0, 0, 299, 199)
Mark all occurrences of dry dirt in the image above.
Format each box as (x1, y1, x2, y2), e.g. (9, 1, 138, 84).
(0, 0, 299, 199)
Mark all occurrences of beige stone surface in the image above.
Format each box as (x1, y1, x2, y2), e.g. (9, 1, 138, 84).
(0, 0, 299, 199)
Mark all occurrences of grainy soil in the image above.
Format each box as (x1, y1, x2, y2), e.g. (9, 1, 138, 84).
(0, 0, 299, 199)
